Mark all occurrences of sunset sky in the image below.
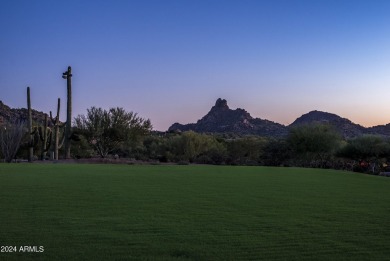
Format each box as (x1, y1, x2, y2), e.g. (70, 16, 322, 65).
(1, 0, 390, 131)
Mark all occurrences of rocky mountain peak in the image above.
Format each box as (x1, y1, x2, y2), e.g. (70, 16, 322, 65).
(168, 99, 390, 138)
(169, 98, 287, 137)
(214, 98, 229, 109)
(0, 100, 10, 110)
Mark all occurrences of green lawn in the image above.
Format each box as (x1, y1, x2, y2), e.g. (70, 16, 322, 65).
(0, 164, 389, 260)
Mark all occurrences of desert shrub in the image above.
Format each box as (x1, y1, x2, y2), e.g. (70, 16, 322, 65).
(262, 139, 292, 166)
(0, 121, 25, 162)
(226, 136, 267, 165)
(288, 123, 342, 167)
(337, 135, 390, 173)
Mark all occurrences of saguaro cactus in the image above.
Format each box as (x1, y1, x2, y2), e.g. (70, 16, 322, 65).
(50, 98, 65, 160)
(39, 114, 52, 160)
(62, 66, 72, 159)
(27, 87, 33, 162)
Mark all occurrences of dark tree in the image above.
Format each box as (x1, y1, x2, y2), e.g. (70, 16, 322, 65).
(74, 107, 152, 158)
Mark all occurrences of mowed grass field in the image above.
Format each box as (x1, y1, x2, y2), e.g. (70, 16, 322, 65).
(0, 164, 389, 260)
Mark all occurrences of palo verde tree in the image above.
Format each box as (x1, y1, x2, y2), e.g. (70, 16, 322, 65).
(165, 131, 227, 163)
(288, 123, 342, 167)
(74, 107, 152, 158)
(226, 136, 268, 165)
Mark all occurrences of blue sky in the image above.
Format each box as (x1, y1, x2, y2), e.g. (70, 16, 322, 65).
(1, 0, 390, 130)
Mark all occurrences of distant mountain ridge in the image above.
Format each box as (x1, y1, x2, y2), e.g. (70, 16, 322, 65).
(169, 98, 390, 138)
(1, 99, 390, 138)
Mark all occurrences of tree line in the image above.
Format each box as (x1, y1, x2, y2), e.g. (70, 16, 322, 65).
(136, 124, 390, 175)
(2, 104, 390, 175)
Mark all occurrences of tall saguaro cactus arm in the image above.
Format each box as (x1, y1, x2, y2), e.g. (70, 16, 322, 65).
(62, 66, 72, 159)
(39, 114, 52, 160)
(27, 86, 33, 162)
(50, 98, 63, 160)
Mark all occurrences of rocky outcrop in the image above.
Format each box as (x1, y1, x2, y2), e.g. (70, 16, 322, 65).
(367, 124, 390, 136)
(0, 100, 49, 126)
(169, 98, 288, 137)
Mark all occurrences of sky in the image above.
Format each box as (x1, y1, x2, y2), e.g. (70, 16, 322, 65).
(1, 0, 390, 131)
